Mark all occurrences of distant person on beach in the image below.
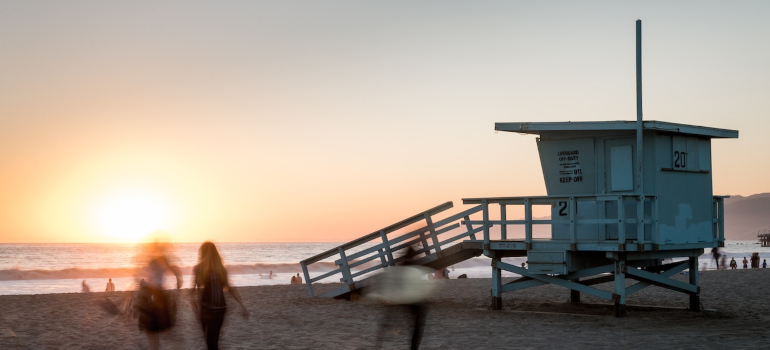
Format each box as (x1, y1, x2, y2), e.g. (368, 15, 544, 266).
(81, 280, 90, 293)
(763, 259, 767, 268)
(191, 241, 249, 350)
(743, 257, 748, 269)
(135, 240, 183, 350)
(729, 258, 737, 270)
(290, 275, 297, 284)
(751, 253, 760, 268)
(105, 278, 115, 292)
(711, 248, 721, 269)
(720, 255, 727, 270)
(296, 273, 302, 284)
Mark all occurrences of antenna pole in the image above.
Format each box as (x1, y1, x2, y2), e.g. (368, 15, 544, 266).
(636, 20, 644, 195)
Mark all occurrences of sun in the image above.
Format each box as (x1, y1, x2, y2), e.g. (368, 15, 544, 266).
(92, 190, 175, 242)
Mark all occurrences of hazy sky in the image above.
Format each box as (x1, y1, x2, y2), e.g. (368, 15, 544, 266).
(1, 1, 768, 243)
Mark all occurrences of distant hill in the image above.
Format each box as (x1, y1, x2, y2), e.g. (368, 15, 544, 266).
(724, 193, 770, 240)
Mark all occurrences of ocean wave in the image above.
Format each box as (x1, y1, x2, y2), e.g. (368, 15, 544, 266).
(0, 262, 339, 281)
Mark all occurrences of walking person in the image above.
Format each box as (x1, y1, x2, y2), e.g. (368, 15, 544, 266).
(191, 242, 249, 350)
(136, 241, 183, 350)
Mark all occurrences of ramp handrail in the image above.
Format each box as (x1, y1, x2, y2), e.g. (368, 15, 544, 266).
(299, 201, 485, 297)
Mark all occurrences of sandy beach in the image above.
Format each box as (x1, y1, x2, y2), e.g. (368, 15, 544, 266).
(1, 269, 768, 349)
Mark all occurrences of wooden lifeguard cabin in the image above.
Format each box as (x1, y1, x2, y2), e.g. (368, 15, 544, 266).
(470, 119, 737, 315)
(299, 21, 738, 316)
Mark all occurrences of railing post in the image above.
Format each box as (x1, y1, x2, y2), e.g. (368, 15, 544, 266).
(525, 198, 532, 249)
(301, 262, 315, 297)
(717, 197, 725, 243)
(652, 196, 659, 247)
(617, 196, 626, 250)
(482, 199, 490, 243)
(337, 247, 355, 288)
(379, 230, 394, 266)
(500, 203, 507, 240)
(637, 195, 646, 246)
(464, 215, 478, 240)
(569, 197, 576, 249)
(424, 213, 441, 253)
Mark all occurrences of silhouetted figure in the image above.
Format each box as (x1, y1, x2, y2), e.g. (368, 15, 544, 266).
(290, 275, 297, 284)
(729, 258, 737, 270)
(81, 280, 90, 293)
(763, 259, 767, 268)
(105, 278, 115, 292)
(192, 242, 249, 350)
(743, 257, 748, 269)
(751, 253, 760, 269)
(296, 273, 302, 284)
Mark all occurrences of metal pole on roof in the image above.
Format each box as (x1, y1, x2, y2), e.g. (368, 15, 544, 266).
(636, 20, 644, 195)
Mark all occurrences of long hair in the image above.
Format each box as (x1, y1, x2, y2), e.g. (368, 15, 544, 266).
(196, 241, 227, 285)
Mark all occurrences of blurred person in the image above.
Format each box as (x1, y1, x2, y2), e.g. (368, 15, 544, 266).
(290, 275, 297, 284)
(729, 258, 737, 270)
(751, 253, 760, 268)
(711, 248, 721, 270)
(81, 280, 90, 293)
(743, 257, 748, 269)
(720, 254, 727, 270)
(191, 241, 249, 350)
(296, 273, 302, 284)
(763, 259, 767, 268)
(370, 245, 434, 350)
(135, 240, 183, 350)
(105, 278, 115, 292)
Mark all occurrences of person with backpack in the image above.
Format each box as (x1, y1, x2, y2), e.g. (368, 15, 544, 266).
(136, 241, 183, 350)
(192, 242, 249, 349)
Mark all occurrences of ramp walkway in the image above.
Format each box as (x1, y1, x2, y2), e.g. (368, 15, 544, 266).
(299, 201, 484, 299)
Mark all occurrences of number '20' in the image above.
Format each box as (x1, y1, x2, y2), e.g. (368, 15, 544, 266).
(674, 151, 687, 168)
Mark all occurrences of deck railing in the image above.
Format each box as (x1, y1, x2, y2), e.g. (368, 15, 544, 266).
(462, 195, 660, 251)
(299, 201, 485, 297)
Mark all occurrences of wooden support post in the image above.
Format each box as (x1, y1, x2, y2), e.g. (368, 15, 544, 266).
(491, 254, 502, 310)
(614, 259, 627, 317)
(688, 256, 701, 312)
(570, 277, 581, 303)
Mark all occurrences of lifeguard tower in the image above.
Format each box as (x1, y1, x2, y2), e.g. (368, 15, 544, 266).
(299, 21, 738, 316)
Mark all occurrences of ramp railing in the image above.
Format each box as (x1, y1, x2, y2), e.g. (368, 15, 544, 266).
(299, 201, 485, 298)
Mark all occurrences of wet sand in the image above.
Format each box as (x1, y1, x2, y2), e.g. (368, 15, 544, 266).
(1, 269, 768, 349)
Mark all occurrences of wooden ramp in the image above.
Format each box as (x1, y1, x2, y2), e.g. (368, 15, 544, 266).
(299, 202, 484, 299)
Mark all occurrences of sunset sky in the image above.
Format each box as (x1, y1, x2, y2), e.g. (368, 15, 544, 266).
(1, 1, 768, 243)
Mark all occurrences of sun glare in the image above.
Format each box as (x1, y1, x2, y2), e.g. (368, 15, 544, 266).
(92, 190, 175, 242)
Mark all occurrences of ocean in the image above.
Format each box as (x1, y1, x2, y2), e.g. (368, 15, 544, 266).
(1, 241, 768, 295)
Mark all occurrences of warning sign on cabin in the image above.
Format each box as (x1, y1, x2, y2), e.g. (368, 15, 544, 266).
(537, 139, 595, 195)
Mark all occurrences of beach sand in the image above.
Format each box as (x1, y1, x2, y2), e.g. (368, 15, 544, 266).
(1, 269, 768, 349)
